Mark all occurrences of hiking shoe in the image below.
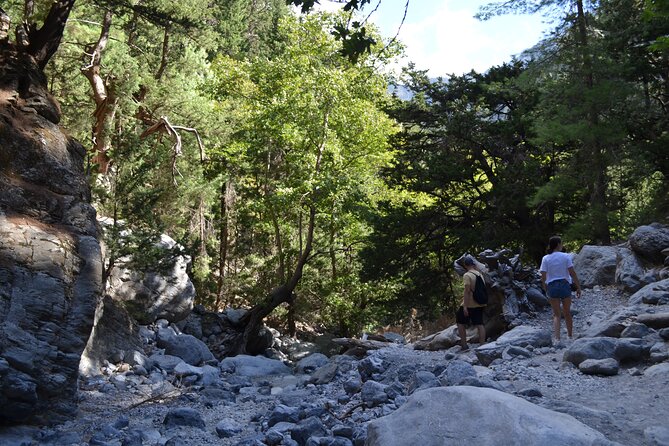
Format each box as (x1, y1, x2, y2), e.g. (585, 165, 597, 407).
(460, 344, 469, 352)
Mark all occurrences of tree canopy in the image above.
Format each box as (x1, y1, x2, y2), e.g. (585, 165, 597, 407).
(1, 0, 667, 335)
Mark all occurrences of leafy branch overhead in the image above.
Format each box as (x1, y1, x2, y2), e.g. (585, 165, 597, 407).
(287, 0, 376, 61)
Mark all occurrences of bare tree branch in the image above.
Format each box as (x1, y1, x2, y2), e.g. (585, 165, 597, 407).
(81, 9, 116, 174)
(140, 116, 206, 185)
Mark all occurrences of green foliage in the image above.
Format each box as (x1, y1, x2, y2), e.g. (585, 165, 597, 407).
(361, 0, 668, 319)
(10, 0, 668, 334)
(286, 0, 376, 62)
(641, 0, 669, 52)
(361, 61, 551, 316)
(208, 11, 397, 330)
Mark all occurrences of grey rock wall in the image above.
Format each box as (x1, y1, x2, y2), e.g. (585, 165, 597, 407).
(79, 296, 143, 377)
(105, 234, 195, 324)
(0, 46, 102, 423)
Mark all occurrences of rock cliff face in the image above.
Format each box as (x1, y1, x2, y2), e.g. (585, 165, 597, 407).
(0, 45, 102, 423)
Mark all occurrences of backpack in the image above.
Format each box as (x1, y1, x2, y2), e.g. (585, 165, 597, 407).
(471, 272, 488, 305)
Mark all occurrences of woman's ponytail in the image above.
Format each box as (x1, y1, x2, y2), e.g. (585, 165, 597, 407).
(547, 236, 562, 254)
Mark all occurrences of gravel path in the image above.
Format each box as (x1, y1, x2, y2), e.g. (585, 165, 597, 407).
(367, 286, 668, 446)
(24, 286, 668, 446)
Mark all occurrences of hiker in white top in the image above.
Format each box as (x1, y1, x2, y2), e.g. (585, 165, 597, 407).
(539, 236, 582, 344)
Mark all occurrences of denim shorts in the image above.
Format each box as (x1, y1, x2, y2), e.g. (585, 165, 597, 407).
(547, 279, 572, 299)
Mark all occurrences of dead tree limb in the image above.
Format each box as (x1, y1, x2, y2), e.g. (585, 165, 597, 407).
(337, 402, 365, 420)
(81, 9, 116, 174)
(140, 116, 206, 185)
(126, 388, 182, 410)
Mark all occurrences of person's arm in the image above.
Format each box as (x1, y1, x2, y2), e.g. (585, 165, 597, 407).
(568, 266, 581, 298)
(540, 271, 547, 293)
(463, 274, 472, 314)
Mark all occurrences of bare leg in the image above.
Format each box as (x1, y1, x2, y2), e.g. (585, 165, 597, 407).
(549, 298, 562, 340)
(477, 324, 486, 344)
(562, 298, 573, 337)
(457, 323, 468, 348)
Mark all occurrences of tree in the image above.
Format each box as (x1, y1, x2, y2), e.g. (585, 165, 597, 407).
(362, 61, 547, 318)
(518, 0, 669, 241)
(2, 0, 76, 69)
(479, 0, 614, 244)
(210, 12, 396, 351)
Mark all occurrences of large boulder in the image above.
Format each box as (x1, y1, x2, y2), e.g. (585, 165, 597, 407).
(105, 232, 195, 324)
(629, 224, 669, 263)
(0, 48, 102, 423)
(615, 248, 647, 293)
(580, 306, 640, 338)
(79, 296, 143, 376)
(219, 355, 291, 377)
(636, 312, 669, 329)
(573, 246, 619, 288)
(366, 386, 619, 446)
(563, 337, 618, 366)
(494, 325, 552, 348)
(474, 326, 552, 366)
(412, 326, 463, 351)
(628, 279, 669, 306)
(413, 325, 485, 351)
(156, 333, 215, 366)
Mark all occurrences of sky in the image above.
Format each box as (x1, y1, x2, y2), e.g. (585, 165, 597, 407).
(316, 0, 555, 77)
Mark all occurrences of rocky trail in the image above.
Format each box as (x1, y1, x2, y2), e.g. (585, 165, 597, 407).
(2, 283, 668, 446)
(2, 24, 669, 446)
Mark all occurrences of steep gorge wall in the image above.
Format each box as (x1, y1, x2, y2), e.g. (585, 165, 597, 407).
(0, 45, 102, 423)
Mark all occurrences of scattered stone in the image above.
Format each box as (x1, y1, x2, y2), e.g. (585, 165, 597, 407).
(620, 323, 651, 338)
(659, 328, 669, 341)
(215, 419, 243, 438)
(615, 248, 647, 293)
(361, 380, 389, 407)
(437, 360, 477, 386)
(649, 342, 669, 363)
(614, 338, 648, 363)
(163, 407, 206, 429)
(268, 404, 300, 427)
(150, 353, 184, 373)
(525, 286, 549, 308)
(636, 311, 669, 329)
(407, 370, 439, 394)
(220, 355, 292, 377)
(296, 353, 329, 374)
(563, 337, 618, 366)
(290, 416, 328, 445)
(308, 362, 339, 385)
(517, 387, 543, 397)
(382, 332, 406, 344)
(628, 279, 669, 305)
(578, 358, 619, 376)
(644, 425, 669, 446)
(357, 356, 387, 381)
(343, 376, 362, 395)
(581, 306, 638, 338)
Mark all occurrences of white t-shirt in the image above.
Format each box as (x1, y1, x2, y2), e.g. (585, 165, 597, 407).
(539, 251, 573, 284)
